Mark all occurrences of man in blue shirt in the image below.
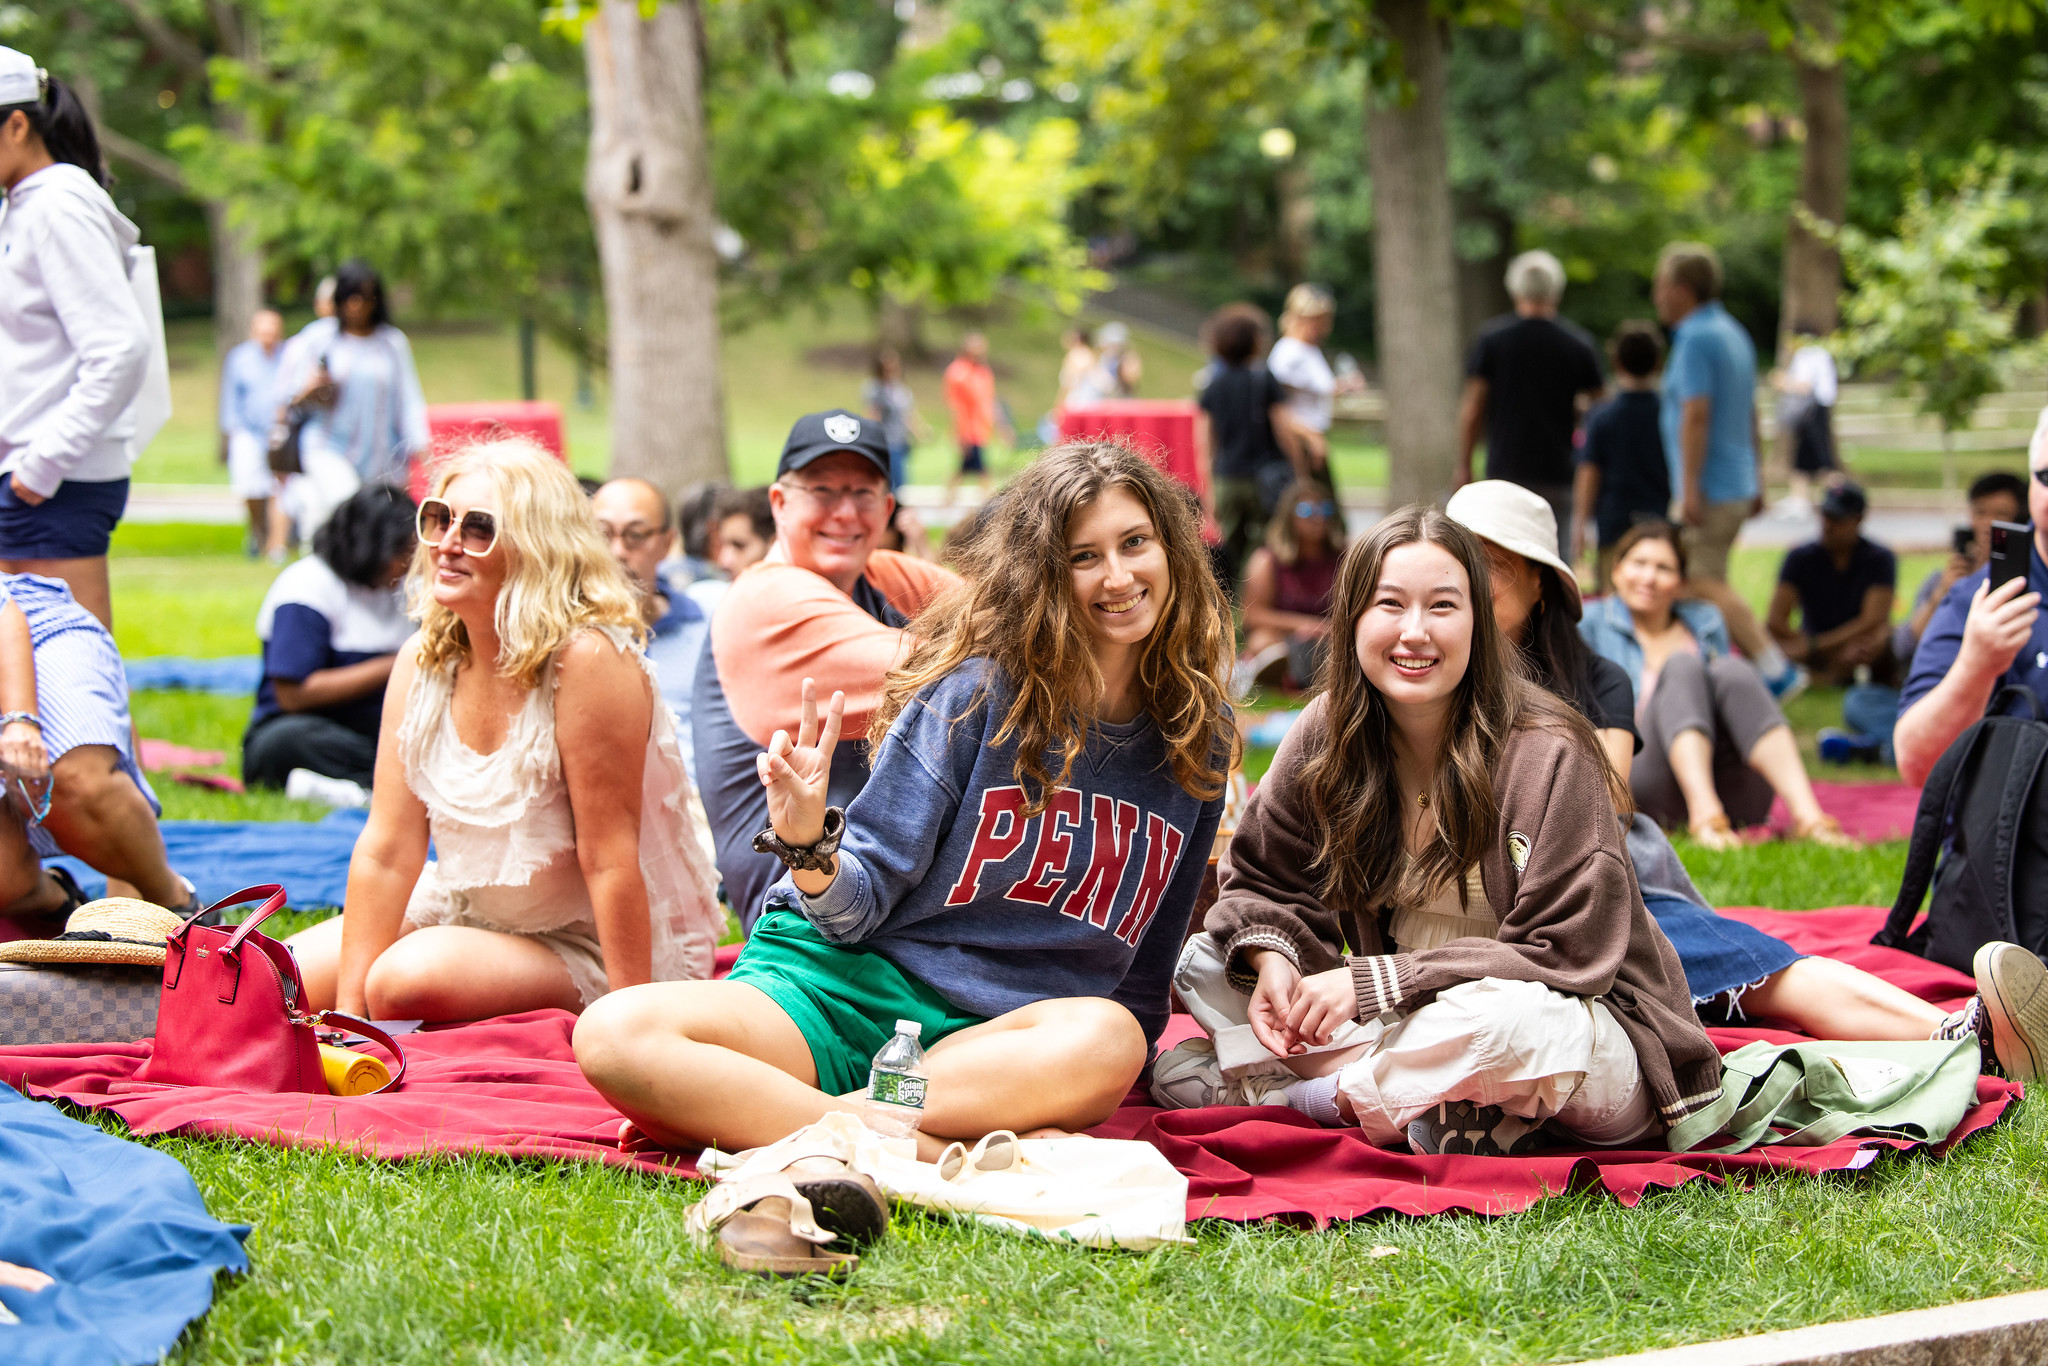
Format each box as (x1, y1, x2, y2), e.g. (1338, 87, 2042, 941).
(218, 308, 283, 558)
(1895, 411, 2048, 785)
(1654, 243, 1803, 698)
(591, 477, 709, 785)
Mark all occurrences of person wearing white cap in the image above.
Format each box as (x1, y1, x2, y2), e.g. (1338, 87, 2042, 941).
(1448, 478, 2044, 1075)
(0, 48, 151, 628)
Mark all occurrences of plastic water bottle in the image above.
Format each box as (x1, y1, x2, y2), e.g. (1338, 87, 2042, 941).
(863, 1019, 928, 1138)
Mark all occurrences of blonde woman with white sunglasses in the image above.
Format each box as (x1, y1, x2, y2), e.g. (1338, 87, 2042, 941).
(288, 438, 722, 1022)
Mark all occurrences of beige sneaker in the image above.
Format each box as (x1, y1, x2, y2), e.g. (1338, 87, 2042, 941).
(1975, 941, 2048, 1084)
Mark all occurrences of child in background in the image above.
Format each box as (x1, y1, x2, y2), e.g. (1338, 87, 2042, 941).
(1573, 321, 1670, 587)
(943, 333, 1006, 503)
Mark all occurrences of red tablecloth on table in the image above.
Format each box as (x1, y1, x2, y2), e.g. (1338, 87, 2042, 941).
(1056, 401, 1201, 494)
(412, 402, 567, 500)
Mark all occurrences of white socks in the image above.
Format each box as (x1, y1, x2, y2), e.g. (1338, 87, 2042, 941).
(1755, 643, 1791, 679)
(1284, 1075, 1343, 1127)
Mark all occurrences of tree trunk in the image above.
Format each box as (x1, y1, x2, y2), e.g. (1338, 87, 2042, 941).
(584, 0, 728, 497)
(1781, 0, 1847, 352)
(1366, 0, 1463, 508)
(877, 294, 927, 361)
(208, 4, 264, 360)
(208, 201, 263, 361)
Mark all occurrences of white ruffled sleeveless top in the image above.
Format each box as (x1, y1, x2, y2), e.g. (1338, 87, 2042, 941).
(397, 625, 722, 984)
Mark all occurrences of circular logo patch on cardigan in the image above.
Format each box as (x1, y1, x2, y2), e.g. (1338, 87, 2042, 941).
(1507, 830, 1530, 872)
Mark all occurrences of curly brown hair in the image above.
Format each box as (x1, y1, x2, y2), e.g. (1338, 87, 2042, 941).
(1300, 505, 1624, 913)
(870, 440, 1238, 814)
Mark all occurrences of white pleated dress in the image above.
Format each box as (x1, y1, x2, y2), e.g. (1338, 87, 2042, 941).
(398, 626, 723, 1003)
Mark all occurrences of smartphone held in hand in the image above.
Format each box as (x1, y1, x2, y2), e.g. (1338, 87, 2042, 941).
(1988, 521, 2032, 596)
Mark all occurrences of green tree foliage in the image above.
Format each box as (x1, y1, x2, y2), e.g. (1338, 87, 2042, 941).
(707, 7, 1102, 334)
(173, 0, 593, 338)
(1824, 159, 2040, 488)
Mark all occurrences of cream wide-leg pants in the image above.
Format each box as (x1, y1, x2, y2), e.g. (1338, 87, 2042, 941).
(1173, 933, 1656, 1148)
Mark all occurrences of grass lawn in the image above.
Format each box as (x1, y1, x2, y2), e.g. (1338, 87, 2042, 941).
(81, 528, 2036, 1366)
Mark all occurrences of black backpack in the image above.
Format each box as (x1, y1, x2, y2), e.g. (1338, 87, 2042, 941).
(1874, 687, 2048, 973)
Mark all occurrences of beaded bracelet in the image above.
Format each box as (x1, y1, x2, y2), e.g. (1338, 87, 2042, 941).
(0, 712, 41, 730)
(752, 806, 846, 873)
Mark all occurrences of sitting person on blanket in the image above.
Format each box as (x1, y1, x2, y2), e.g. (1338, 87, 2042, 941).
(1579, 522, 1852, 851)
(0, 574, 202, 921)
(576, 440, 1235, 1162)
(1154, 505, 1720, 1156)
(1446, 480, 2038, 1079)
(241, 484, 416, 803)
(288, 438, 723, 1022)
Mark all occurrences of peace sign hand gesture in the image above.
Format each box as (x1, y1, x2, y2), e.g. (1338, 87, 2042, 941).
(757, 677, 845, 849)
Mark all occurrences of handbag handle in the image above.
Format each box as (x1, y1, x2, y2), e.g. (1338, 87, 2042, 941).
(313, 1011, 408, 1094)
(166, 884, 288, 951)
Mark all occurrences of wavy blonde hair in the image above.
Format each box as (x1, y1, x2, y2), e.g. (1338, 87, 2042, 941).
(871, 439, 1238, 814)
(412, 437, 646, 687)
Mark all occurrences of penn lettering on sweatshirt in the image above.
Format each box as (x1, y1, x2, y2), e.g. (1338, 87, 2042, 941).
(776, 657, 1226, 1048)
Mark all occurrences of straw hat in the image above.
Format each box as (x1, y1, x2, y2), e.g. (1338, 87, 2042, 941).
(0, 898, 183, 967)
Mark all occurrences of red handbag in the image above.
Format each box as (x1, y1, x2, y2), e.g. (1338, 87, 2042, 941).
(135, 884, 405, 1095)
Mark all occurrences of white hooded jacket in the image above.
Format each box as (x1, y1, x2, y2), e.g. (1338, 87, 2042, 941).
(0, 162, 149, 495)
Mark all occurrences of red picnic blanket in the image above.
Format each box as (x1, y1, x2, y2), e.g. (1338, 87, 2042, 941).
(0, 906, 2018, 1223)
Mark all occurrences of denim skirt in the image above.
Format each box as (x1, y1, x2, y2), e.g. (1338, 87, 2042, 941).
(1643, 893, 1804, 1009)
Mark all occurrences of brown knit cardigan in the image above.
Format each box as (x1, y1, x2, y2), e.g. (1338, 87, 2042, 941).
(1206, 697, 1723, 1133)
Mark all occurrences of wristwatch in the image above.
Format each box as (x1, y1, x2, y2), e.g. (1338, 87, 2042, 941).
(753, 807, 847, 873)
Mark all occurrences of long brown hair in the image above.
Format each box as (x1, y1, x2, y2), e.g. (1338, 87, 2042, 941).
(1300, 505, 1621, 913)
(871, 439, 1237, 813)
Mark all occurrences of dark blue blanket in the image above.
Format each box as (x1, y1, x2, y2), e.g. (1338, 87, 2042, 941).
(0, 1084, 249, 1365)
(123, 656, 263, 696)
(47, 809, 365, 910)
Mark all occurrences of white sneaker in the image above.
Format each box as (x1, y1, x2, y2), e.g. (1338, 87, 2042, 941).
(285, 768, 370, 810)
(1149, 1037, 1295, 1110)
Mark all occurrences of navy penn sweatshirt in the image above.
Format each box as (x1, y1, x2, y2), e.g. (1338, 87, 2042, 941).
(771, 658, 1226, 1049)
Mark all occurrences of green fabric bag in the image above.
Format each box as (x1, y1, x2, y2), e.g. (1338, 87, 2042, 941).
(1666, 1037, 1982, 1154)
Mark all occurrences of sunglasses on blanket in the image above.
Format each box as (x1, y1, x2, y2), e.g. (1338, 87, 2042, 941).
(417, 499, 499, 556)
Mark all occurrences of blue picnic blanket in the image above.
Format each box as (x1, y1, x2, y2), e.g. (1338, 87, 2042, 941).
(123, 657, 262, 696)
(46, 809, 366, 910)
(0, 1083, 249, 1365)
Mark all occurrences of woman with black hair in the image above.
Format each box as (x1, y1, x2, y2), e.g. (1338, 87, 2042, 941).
(242, 485, 418, 802)
(0, 47, 154, 629)
(274, 259, 428, 537)
(1444, 480, 2025, 1070)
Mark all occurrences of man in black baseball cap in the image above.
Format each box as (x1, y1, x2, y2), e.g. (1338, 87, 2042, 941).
(1767, 478, 1898, 687)
(776, 408, 892, 483)
(690, 411, 958, 930)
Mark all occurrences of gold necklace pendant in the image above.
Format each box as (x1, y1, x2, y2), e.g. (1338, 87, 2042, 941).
(1416, 791, 1429, 809)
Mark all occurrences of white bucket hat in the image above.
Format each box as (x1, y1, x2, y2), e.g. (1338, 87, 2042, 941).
(1444, 480, 1582, 620)
(0, 47, 44, 109)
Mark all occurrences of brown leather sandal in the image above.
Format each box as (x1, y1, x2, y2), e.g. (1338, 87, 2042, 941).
(1688, 813, 1742, 851)
(686, 1172, 861, 1278)
(1790, 813, 1858, 848)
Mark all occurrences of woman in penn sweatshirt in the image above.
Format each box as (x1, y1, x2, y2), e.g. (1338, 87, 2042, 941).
(578, 441, 1236, 1160)
(0, 52, 151, 628)
(1158, 505, 1720, 1156)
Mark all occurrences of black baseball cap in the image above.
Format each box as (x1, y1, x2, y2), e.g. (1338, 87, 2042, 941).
(1818, 482, 1867, 520)
(776, 410, 891, 482)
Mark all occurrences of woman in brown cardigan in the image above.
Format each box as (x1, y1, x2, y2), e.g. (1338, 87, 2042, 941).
(1155, 505, 1721, 1155)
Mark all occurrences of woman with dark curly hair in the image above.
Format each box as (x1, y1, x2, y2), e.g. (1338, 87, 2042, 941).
(241, 484, 418, 798)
